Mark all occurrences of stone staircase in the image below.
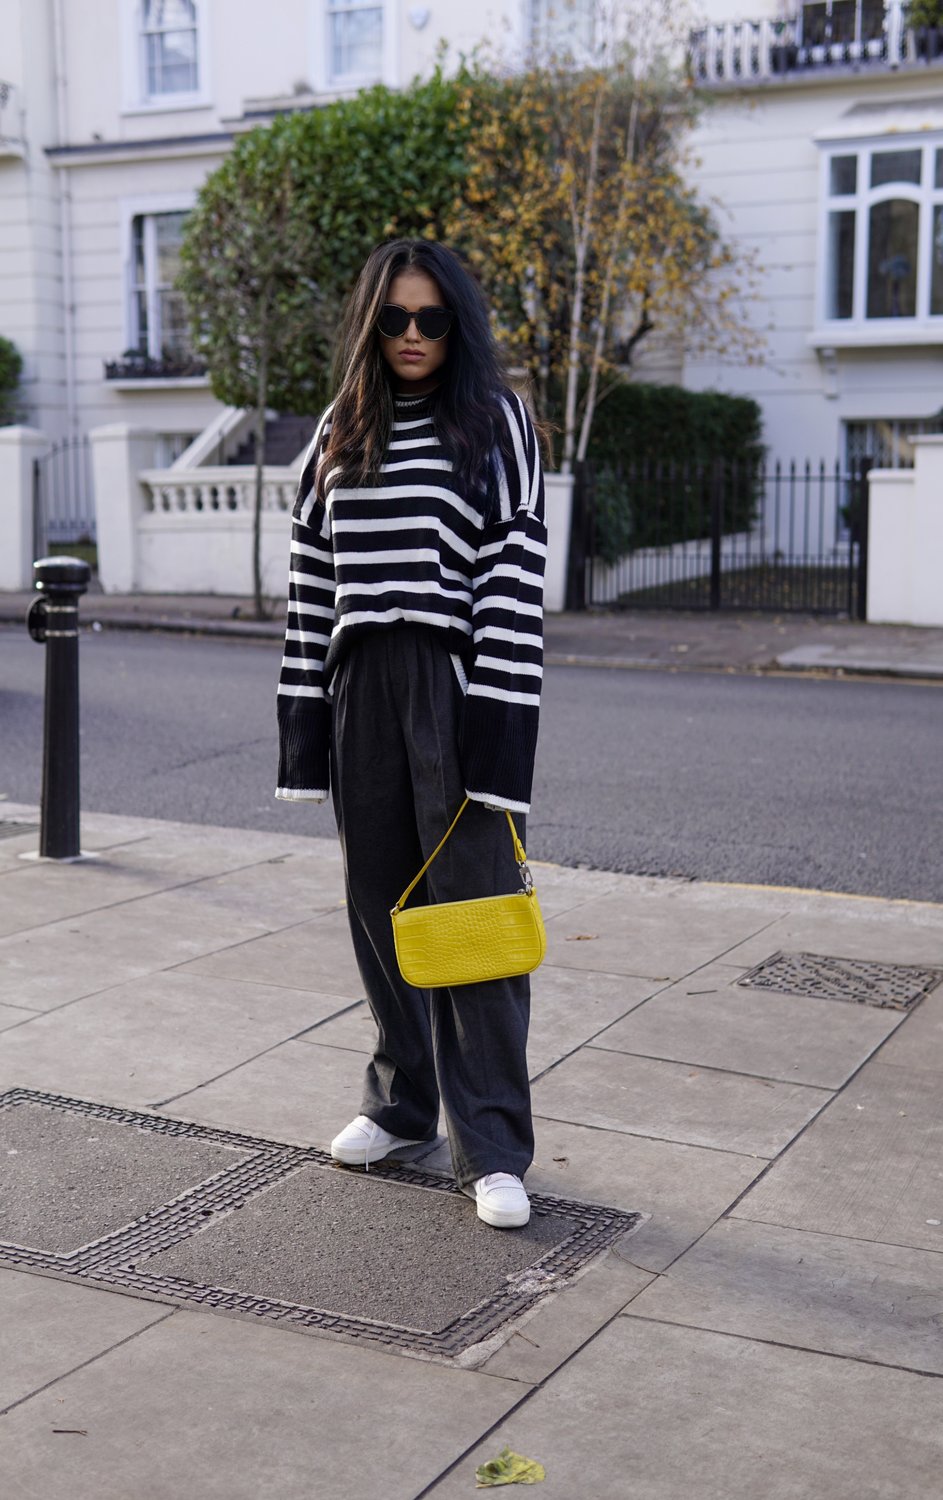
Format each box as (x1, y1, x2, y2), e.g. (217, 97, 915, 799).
(226, 414, 314, 467)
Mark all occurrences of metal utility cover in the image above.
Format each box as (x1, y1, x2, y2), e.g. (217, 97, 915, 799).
(738, 951, 943, 1011)
(0, 1089, 643, 1359)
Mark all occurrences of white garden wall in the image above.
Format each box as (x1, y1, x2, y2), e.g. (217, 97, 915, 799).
(867, 436, 943, 627)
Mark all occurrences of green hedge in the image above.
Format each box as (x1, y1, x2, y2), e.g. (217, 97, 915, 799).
(583, 382, 764, 561)
(0, 336, 22, 425)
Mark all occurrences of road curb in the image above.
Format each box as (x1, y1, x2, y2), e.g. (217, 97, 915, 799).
(4, 609, 942, 679)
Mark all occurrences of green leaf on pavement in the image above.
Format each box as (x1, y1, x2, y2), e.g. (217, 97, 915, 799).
(475, 1446, 545, 1487)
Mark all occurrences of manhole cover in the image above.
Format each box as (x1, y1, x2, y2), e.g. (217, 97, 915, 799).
(0, 1089, 644, 1359)
(0, 822, 39, 841)
(738, 950, 943, 1011)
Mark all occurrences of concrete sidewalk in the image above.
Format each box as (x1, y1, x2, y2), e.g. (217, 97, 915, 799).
(1, 803, 942, 1498)
(3, 587, 943, 679)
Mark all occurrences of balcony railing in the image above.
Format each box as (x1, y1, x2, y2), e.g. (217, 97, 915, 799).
(690, 3, 943, 84)
(0, 80, 25, 157)
(104, 351, 208, 381)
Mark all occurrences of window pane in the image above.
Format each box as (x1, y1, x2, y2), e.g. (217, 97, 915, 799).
(867, 199, 919, 317)
(155, 212, 187, 284)
(830, 155, 857, 196)
(936, 149, 943, 190)
(143, 0, 197, 27)
(132, 217, 146, 286)
(531, 0, 594, 54)
(134, 290, 148, 353)
(870, 150, 922, 188)
(157, 291, 190, 355)
(828, 210, 855, 317)
(143, 0, 198, 96)
(931, 205, 943, 315)
(330, 7, 382, 78)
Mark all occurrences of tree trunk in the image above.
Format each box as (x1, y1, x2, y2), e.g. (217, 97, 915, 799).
(252, 349, 269, 621)
(561, 86, 603, 476)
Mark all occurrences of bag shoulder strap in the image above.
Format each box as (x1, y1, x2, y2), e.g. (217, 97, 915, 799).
(392, 798, 528, 913)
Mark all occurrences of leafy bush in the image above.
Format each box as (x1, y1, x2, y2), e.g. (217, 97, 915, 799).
(907, 0, 943, 28)
(583, 382, 764, 560)
(0, 336, 23, 424)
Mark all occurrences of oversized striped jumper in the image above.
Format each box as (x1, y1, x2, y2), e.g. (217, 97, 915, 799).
(276, 388, 546, 813)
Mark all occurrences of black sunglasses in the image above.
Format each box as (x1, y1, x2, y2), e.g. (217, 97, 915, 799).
(377, 303, 454, 341)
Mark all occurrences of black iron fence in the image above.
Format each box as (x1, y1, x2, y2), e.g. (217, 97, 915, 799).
(33, 434, 96, 563)
(568, 458, 870, 618)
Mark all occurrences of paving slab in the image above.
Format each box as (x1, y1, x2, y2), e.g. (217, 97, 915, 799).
(425, 1317, 943, 1500)
(592, 959, 903, 1087)
(175, 906, 366, 998)
(519, 1117, 766, 1271)
(524, 860, 627, 919)
(0, 1267, 171, 1414)
(873, 978, 943, 1075)
(531, 1045, 829, 1157)
(0, 1001, 39, 1032)
(0, 890, 286, 1011)
(166, 1038, 379, 1146)
(476, 1243, 654, 1384)
(304, 967, 659, 1083)
(720, 904, 943, 971)
(543, 885, 778, 980)
(0, 1306, 525, 1500)
(0, 971, 351, 1108)
(0, 861, 176, 938)
(0, 1097, 248, 1253)
(628, 1217, 943, 1375)
(732, 1061, 943, 1252)
(292, 998, 375, 1052)
(526, 965, 657, 1077)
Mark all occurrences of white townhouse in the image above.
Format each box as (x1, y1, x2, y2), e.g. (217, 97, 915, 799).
(684, 0, 943, 473)
(1, 0, 585, 459)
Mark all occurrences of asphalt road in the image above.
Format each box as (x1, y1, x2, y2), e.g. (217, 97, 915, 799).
(2, 627, 942, 901)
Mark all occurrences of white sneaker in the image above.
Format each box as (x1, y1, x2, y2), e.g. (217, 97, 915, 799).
(462, 1173, 531, 1228)
(330, 1114, 428, 1169)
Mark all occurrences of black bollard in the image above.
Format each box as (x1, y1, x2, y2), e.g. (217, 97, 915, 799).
(26, 556, 91, 859)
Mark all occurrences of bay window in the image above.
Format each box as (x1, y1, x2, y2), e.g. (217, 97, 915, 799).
(821, 139, 943, 330)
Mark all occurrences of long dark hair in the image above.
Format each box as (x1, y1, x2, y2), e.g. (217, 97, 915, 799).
(318, 240, 513, 507)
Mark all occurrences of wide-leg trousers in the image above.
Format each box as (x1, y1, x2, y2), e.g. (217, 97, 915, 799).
(329, 626, 534, 1188)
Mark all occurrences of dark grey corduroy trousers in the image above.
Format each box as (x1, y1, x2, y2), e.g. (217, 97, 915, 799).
(329, 626, 534, 1188)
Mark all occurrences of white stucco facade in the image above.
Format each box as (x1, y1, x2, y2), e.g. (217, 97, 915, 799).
(4, 1, 943, 493)
(683, 7, 943, 470)
(0, 0, 531, 452)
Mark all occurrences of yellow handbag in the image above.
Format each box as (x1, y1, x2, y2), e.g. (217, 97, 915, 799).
(390, 798, 547, 989)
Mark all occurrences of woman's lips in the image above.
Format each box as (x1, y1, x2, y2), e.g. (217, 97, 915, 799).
(398, 350, 425, 361)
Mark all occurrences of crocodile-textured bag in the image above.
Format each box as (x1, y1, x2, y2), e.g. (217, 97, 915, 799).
(390, 798, 546, 989)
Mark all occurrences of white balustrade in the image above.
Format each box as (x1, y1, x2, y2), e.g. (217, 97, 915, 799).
(691, 2, 909, 83)
(139, 465, 299, 518)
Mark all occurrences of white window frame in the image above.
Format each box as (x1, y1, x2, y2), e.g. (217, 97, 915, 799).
(121, 1, 212, 115)
(120, 194, 196, 360)
(814, 131, 943, 345)
(311, 0, 396, 93)
(527, 0, 595, 58)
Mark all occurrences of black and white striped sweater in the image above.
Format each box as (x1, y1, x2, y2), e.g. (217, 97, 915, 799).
(275, 389, 546, 812)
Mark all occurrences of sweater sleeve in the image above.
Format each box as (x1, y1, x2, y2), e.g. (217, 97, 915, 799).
(275, 407, 336, 803)
(462, 393, 547, 814)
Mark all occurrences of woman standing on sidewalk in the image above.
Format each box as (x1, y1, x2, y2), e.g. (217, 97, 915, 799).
(275, 240, 546, 1229)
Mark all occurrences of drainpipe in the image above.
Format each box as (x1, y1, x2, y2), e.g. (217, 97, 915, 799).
(51, 0, 78, 437)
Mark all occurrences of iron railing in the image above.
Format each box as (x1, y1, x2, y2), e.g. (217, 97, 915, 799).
(569, 458, 870, 617)
(33, 435, 96, 559)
